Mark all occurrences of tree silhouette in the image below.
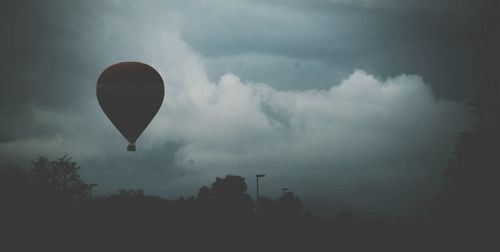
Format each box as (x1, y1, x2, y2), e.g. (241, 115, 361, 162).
(197, 185, 211, 200)
(29, 155, 88, 203)
(0, 164, 30, 204)
(280, 191, 304, 216)
(437, 121, 500, 219)
(429, 106, 500, 248)
(208, 175, 255, 216)
(210, 175, 248, 195)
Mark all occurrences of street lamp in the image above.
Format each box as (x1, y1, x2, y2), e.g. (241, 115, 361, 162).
(282, 188, 289, 198)
(88, 183, 98, 200)
(256, 174, 265, 209)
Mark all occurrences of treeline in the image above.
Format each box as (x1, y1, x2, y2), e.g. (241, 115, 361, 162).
(0, 156, 425, 250)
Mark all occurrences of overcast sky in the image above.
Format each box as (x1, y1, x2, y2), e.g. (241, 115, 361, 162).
(1, 0, 498, 215)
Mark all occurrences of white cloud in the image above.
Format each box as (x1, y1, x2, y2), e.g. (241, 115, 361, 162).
(150, 66, 468, 174)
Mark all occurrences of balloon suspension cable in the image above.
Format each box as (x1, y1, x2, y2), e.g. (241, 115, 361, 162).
(127, 143, 136, 152)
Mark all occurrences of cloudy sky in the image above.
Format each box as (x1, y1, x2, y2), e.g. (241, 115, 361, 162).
(1, 0, 498, 215)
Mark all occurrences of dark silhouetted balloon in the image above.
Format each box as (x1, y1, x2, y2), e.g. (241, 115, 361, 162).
(97, 62, 164, 151)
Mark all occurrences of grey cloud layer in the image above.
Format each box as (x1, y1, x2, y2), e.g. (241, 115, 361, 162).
(180, 0, 499, 99)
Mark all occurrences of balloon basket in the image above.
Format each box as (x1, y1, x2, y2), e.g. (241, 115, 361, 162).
(127, 143, 136, 152)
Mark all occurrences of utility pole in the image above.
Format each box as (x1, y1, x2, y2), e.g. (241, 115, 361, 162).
(88, 183, 98, 200)
(256, 174, 265, 210)
(282, 188, 289, 198)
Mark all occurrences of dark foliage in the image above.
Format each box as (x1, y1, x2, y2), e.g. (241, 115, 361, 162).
(428, 108, 499, 250)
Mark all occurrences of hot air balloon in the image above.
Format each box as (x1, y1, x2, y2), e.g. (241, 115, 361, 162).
(97, 62, 164, 151)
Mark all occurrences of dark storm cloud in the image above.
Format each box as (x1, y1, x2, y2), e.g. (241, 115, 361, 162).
(1, 0, 105, 105)
(179, 0, 499, 99)
(1, 0, 108, 141)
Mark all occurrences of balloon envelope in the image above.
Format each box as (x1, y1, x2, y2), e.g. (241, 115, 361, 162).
(97, 62, 164, 151)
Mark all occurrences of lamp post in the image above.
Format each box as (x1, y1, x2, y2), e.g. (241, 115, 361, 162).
(282, 188, 289, 198)
(88, 183, 98, 200)
(256, 174, 265, 210)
